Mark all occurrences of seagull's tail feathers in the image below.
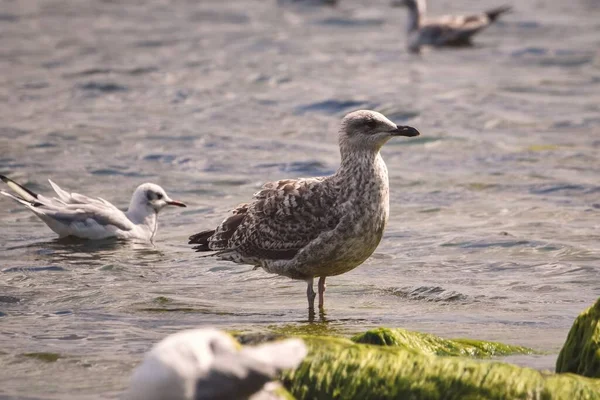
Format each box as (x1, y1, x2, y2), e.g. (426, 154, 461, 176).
(189, 229, 216, 251)
(486, 5, 511, 22)
(0, 175, 40, 203)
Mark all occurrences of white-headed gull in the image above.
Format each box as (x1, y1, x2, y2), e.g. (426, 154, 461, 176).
(0, 175, 186, 241)
(394, 0, 511, 52)
(124, 328, 307, 400)
(189, 110, 420, 310)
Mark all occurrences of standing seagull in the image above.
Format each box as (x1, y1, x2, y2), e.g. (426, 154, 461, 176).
(124, 328, 306, 400)
(189, 110, 420, 310)
(0, 175, 185, 241)
(394, 0, 511, 52)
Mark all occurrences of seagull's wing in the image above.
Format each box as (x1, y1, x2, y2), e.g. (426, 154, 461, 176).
(420, 17, 487, 44)
(1, 175, 66, 207)
(191, 177, 341, 261)
(49, 179, 118, 208)
(1, 175, 40, 203)
(196, 339, 306, 400)
(423, 6, 510, 44)
(38, 203, 134, 232)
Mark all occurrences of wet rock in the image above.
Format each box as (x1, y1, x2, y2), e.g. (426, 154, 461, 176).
(352, 327, 534, 358)
(556, 297, 600, 378)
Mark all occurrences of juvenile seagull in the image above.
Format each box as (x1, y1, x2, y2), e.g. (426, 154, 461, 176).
(189, 110, 420, 310)
(124, 328, 307, 400)
(0, 175, 185, 241)
(394, 0, 511, 52)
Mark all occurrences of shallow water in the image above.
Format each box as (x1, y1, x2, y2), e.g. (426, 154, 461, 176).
(1, 0, 599, 398)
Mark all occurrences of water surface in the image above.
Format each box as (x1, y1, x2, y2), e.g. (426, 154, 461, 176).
(1, 0, 600, 398)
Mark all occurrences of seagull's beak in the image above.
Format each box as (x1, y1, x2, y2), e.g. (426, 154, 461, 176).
(392, 125, 420, 137)
(166, 200, 186, 207)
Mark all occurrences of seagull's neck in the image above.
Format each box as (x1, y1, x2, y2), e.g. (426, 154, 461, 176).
(407, 1, 424, 32)
(336, 146, 389, 194)
(126, 206, 158, 236)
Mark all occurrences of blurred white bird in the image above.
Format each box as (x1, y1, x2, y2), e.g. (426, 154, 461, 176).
(124, 328, 307, 400)
(0, 175, 185, 241)
(394, 0, 511, 52)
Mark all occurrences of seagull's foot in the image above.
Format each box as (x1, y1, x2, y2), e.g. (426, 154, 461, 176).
(308, 307, 316, 323)
(318, 276, 326, 310)
(306, 277, 317, 311)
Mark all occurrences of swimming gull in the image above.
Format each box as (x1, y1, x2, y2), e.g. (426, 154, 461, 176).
(189, 110, 420, 310)
(393, 0, 511, 52)
(124, 328, 306, 400)
(0, 175, 185, 241)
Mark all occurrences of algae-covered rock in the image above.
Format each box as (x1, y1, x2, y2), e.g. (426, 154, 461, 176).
(556, 297, 600, 378)
(269, 385, 296, 400)
(352, 327, 534, 358)
(283, 337, 600, 400)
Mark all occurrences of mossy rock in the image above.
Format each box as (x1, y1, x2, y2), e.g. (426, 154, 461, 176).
(271, 385, 297, 400)
(283, 336, 600, 400)
(556, 297, 600, 378)
(352, 327, 534, 358)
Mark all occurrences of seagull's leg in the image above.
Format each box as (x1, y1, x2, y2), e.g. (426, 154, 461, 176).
(318, 276, 327, 309)
(306, 278, 316, 310)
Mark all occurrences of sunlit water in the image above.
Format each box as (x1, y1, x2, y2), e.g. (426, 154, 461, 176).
(1, 0, 599, 398)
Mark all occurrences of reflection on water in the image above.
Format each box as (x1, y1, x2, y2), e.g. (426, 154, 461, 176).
(1, 0, 600, 398)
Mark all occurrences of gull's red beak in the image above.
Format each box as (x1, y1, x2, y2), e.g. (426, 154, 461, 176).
(167, 200, 186, 207)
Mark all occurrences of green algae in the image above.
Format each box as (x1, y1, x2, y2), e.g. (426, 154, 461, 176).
(283, 336, 600, 400)
(526, 144, 561, 152)
(556, 297, 600, 378)
(138, 305, 237, 316)
(268, 322, 343, 338)
(352, 328, 534, 358)
(273, 385, 297, 400)
(153, 296, 171, 305)
(22, 352, 61, 362)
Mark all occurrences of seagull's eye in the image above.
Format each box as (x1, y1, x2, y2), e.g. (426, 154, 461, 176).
(156, 193, 163, 200)
(365, 119, 377, 129)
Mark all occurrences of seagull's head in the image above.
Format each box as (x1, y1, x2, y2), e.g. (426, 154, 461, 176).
(339, 110, 419, 150)
(131, 183, 186, 213)
(391, 0, 425, 13)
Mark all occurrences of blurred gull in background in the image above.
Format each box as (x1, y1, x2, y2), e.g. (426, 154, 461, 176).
(393, 0, 511, 52)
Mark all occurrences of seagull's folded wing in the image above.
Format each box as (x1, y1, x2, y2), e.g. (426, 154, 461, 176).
(41, 203, 134, 232)
(422, 14, 489, 42)
(210, 177, 341, 260)
(49, 179, 115, 207)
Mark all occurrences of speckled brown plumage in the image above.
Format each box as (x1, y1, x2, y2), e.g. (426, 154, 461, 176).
(189, 110, 420, 310)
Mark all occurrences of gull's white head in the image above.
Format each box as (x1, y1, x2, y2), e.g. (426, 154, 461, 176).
(339, 110, 420, 150)
(128, 183, 186, 214)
